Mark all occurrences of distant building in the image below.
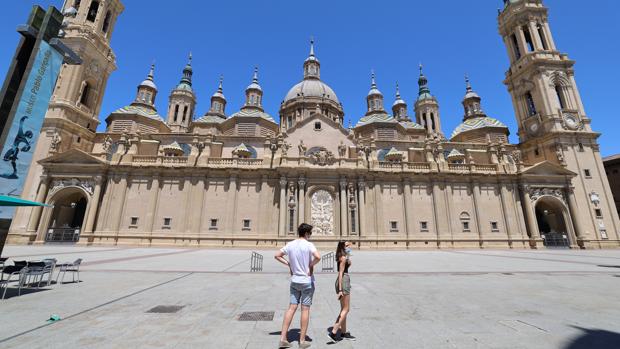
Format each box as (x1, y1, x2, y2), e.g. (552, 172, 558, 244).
(604, 155, 620, 218)
(5, 0, 620, 249)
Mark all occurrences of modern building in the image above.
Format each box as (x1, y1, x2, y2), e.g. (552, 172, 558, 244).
(5, 0, 620, 249)
(603, 154, 620, 218)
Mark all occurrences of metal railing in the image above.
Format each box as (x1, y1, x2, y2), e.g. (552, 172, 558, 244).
(541, 233, 570, 248)
(45, 228, 80, 242)
(321, 251, 336, 273)
(250, 252, 263, 272)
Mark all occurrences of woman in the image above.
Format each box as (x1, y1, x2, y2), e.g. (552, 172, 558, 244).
(327, 241, 356, 342)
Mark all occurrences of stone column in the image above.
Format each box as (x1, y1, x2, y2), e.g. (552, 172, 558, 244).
(225, 174, 238, 235)
(340, 178, 348, 236)
(471, 181, 483, 243)
(358, 179, 366, 237)
(278, 177, 287, 237)
(516, 26, 529, 56)
(528, 21, 544, 50)
(83, 175, 104, 236)
(145, 175, 160, 234)
(403, 179, 413, 240)
(112, 174, 128, 234)
(566, 186, 584, 241)
(27, 175, 50, 234)
(521, 186, 541, 241)
(298, 178, 306, 224)
(499, 183, 514, 244)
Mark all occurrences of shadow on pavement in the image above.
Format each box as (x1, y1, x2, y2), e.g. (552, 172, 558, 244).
(1, 287, 50, 300)
(564, 326, 620, 349)
(269, 329, 312, 343)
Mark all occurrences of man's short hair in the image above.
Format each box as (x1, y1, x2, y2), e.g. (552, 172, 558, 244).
(298, 223, 313, 237)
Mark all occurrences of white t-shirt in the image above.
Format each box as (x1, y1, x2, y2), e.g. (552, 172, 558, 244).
(281, 238, 318, 284)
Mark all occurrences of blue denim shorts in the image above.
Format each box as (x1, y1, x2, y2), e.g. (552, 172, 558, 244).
(290, 282, 315, 306)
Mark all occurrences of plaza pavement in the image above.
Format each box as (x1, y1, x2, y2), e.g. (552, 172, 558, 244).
(0, 245, 619, 348)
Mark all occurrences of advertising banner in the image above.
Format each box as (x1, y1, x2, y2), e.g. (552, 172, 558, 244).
(0, 40, 63, 219)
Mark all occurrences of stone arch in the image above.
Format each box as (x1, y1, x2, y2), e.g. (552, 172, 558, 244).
(533, 195, 574, 248)
(39, 186, 91, 243)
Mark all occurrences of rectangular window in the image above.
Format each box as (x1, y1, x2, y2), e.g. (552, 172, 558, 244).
(584, 169, 591, 178)
(287, 116, 293, 128)
(511, 34, 521, 60)
(595, 209, 603, 218)
(130, 217, 138, 226)
(522, 26, 535, 52)
(86, 0, 99, 22)
(491, 222, 499, 232)
(314, 122, 321, 130)
(537, 23, 549, 50)
(209, 219, 218, 230)
(525, 92, 537, 116)
(350, 210, 356, 233)
(462, 221, 470, 231)
(390, 221, 398, 232)
(578, 143, 584, 152)
(420, 221, 428, 232)
(163, 218, 171, 227)
(600, 230, 608, 239)
(242, 219, 251, 230)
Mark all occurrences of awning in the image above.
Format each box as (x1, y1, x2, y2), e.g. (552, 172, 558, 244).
(0, 195, 51, 207)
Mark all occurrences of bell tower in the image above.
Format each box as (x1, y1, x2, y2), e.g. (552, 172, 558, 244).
(499, 0, 620, 244)
(9, 0, 124, 238)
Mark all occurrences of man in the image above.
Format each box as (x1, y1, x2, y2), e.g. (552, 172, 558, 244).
(275, 223, 321, 349)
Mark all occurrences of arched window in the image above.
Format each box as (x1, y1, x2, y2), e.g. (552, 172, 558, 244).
(182, 106, 188, 122)
(555, 85, 566, 109)
(102, 11, 112, 33)
(86, 1, 99, 22)
(79, 82, 90, 107)
(525, 92, 537, 116)
(174, 105, 179, 122)
(430, 113, 436, 131)
(421, 113, 427, 128)
(250, 95, 254, 104)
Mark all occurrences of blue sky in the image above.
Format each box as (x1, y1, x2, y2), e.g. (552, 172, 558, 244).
(1, 0, 619, 156)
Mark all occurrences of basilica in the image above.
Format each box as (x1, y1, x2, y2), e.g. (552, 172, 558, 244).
(6, 0, 620, 249)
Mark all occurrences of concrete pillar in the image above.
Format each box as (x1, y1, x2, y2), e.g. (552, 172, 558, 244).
(278, 177, 287, 237)
(340, 178, 348, 236)
(145, 175, 160, 234)
(403, 179, 414, 240)
(528, 21, 543, 51)
(499, 183, 514, 244)
(83, 175, 104, 235)
(225, 174, 238, 235)
(358, 179, 366, 237)
(112, 174, 128, 234)
(27, 175, 51, 234)
(521, 186, 541, 241)
(298, 178, 306, 224)
(566, 186, 584, 241)
(471, 181, 483, 243)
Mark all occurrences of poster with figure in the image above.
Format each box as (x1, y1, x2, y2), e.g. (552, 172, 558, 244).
(0, 40, 63, 219)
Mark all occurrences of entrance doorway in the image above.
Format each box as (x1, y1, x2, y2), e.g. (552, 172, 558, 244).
(45, 192, 88, 243)
(535, 198, 570, 248)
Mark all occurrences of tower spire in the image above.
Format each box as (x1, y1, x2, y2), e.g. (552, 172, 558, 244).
(417, 64, 431, 100)
(309, 36, 315, 57)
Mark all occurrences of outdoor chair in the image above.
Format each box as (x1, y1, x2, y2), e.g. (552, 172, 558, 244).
(23, 261, 47, 287)
(55, 258, 82, 284)
(1, 267, 29, 300)
(0, 258, 6, 280)
(1, 260, 27, 282)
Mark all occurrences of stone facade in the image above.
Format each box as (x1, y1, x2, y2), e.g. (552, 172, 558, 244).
(603, 154, 620, 218)
(6, 0, 620, 249)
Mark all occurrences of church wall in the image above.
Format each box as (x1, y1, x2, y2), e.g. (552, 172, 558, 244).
(449, 183, 480, 242)
(410, 183, 436, 241)
(234, 179, 262, 235)
(285, 116, 353, 157)
(378, 182, 407, 237)
(201, 177, 229, 235)
(476, 183, 509, 242)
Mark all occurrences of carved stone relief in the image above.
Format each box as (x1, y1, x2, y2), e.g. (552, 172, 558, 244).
(311, 190, 334, 236)
(529, 187, 565, 203)
(50, 178, 94, 196)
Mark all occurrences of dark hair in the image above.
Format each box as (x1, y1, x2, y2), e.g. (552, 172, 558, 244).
(298, 223, 313, 237)
(335, 241, 347, 261)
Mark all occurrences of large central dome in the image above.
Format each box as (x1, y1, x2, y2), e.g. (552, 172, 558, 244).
(284, 79, 339, 104)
